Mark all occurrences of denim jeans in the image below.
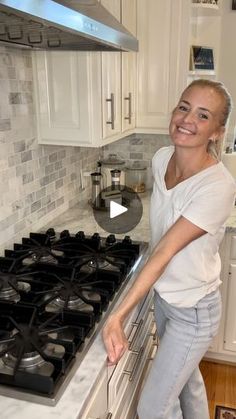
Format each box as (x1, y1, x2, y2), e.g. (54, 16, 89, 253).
(137, 289, 222, 419)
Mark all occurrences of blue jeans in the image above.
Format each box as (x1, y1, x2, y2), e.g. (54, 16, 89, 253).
(137, 289, 222, 419)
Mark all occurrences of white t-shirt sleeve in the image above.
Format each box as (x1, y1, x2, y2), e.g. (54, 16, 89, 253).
(182, 179, 236, 235)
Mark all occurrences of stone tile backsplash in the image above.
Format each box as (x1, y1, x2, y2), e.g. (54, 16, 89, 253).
(102, 133, 171, 168)
(0, 46, 100, 255)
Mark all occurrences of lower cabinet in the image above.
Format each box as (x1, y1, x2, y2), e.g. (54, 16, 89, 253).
(205, 231, 236, 363)
(80, 290, 157, 419)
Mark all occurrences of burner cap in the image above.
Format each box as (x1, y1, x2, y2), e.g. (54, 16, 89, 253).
(92, 186, 143, 234)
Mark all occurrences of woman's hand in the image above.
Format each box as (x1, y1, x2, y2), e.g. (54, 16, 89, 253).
(102, 313, 129, 365)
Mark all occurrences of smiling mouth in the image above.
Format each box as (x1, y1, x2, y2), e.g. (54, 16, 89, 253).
(177, 126, 195, 135)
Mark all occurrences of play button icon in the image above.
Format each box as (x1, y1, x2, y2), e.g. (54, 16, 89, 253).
(92, 185, 143, 234)
(110, 201, 128, 219)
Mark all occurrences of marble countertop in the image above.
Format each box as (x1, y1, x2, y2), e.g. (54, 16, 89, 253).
(42, 192, 151, 242)
(1, 193, 236, 418)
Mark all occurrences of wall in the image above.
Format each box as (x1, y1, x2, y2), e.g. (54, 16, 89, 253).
(0, 46, 100, 255)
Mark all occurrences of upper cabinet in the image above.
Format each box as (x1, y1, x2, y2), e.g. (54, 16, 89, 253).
(136, 0, 190, 134)
(121, 0, 137, 133)
(33, 0, 137, 148)
(101, 51, 122, 140)
(100, 0, 121, 141)
(100, 0, 137, 140)
(33, 51, 102, 147)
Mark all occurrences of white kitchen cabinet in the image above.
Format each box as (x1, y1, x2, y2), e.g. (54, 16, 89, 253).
(101, 0, 137, 141)
(121, 0, 137, 133)
(100, 0, 121, 141)
(205, 231, 236, 363)
(33, 51, 102, 147)
(136, 0, 190, 134)
(33, 0, 137, 148)
(121, 52, 136, 133)
(101, 51, 122, 141)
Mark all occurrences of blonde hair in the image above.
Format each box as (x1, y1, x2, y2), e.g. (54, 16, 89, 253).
(183, 79, 233, 159)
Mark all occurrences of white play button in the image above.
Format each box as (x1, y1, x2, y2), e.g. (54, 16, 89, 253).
(110, 200, 128, 219)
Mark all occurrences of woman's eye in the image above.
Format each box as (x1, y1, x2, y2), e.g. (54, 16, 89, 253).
(178, 105, 188, 112)
(199, 113, 208, 120)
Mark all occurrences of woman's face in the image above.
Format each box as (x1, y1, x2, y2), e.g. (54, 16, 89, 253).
(169, 85, 225, 150)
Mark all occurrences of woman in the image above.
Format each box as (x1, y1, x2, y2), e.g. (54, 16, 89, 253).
(102, 79, 236, 419)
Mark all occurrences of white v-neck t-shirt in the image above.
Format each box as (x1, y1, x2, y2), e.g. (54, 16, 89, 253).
(150, 146, 236, 307)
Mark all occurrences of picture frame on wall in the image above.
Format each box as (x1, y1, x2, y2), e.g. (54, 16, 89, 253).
(189, 45, 215, 72)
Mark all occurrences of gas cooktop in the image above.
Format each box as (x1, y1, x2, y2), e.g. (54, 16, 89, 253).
(0, 229, 148, 405)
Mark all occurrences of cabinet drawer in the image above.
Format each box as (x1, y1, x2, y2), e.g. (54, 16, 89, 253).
(110, 331, 155, 419)
(108, 309, 154, 407)
(230, 235, 236, 260)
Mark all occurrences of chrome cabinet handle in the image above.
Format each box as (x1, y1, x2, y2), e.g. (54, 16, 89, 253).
(123, 346, 144, 382)
(128, 318, 144, 350)
(106, 93, 115, 129)
(124, 92, 132, 124)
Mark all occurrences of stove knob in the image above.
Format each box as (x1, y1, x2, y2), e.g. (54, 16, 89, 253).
(123, 235, 132, 244)
(75, 231, 85, 240)
(46, 228, 56, 238)
(92, 233, 100, 241)
(106, 234, 116, 245)
(60, 229, 70, 239)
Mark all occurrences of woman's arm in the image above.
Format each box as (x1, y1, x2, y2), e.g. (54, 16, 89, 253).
(102, 215, 206, 364)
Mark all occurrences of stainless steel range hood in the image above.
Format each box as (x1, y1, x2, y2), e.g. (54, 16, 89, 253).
(0, 0, 138, 51)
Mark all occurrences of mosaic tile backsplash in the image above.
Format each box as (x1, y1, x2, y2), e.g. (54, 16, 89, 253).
(0, 46, 169, 255)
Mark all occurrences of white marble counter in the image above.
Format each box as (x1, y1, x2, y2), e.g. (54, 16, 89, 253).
(1, 194, 236, 418)
(42, 192, 151, 242)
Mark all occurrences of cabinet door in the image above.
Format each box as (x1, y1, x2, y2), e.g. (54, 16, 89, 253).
(101, 52, 122, 140)
(122, 52, 136, 133)
(136, 0, 190, 133)
(224, 263, 236, 352)
(33, 51, 102, 147)
(121, 0, 136, 133)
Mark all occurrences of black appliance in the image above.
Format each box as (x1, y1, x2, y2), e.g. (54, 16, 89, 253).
(0, 229, 146, 405)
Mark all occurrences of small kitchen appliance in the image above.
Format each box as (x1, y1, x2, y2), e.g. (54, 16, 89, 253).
(91, 172, 103, 209)
(100, 154, 126, 188)
(0, 229, 147, 405)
